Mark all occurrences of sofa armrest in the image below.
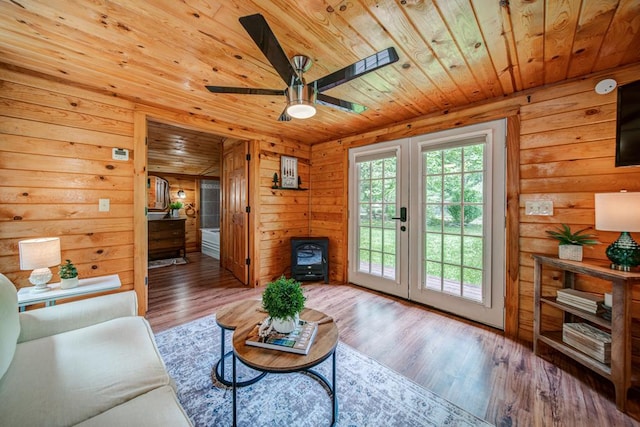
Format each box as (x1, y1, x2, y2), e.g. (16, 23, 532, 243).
(18, 291, 138, 343)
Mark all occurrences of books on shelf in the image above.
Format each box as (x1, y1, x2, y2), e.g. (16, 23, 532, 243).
(562, 322, 611, 364)
(245, 319, 318, 355)
(556, 288, 604, 314)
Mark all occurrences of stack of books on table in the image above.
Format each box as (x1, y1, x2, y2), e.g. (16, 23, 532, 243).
(556, 288, 604, 314)
(245, 319, 318, 355)
(562, 322, 611, 364)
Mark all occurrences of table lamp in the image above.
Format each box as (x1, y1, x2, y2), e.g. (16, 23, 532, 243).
(595, 192, 640, 271)
(18, 237, 61, 292)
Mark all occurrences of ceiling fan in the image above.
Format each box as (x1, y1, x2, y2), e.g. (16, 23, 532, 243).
(206, 14, 399, 121)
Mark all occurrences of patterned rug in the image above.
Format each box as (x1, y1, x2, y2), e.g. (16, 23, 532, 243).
(148, 257, 188, 269)
(155, 315, 494, 427)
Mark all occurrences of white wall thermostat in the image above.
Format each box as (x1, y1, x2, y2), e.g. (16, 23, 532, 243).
(112, 148, 129, 161)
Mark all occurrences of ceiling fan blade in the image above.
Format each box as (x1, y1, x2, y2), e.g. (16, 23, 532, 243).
(206, 86, 285, 96)
(317, 93, 367, 114)
(311, 47, 400, 92)
(277, 108, 292, 122)
(239, 14, 299, 86)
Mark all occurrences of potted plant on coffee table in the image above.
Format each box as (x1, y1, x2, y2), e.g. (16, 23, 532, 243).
(59, 259, 79, 289)
(546, 224, 599, 261)
(261, 275, 306, 334)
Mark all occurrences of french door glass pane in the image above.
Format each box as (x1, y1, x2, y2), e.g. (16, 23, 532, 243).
(357, 156, 397, 280)
(422, 143, 485, 302)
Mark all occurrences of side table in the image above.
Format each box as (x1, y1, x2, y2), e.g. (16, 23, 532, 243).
(232, 307, 339, 427)
(533, 255, 640, 412)
(17, 274, 122, 312)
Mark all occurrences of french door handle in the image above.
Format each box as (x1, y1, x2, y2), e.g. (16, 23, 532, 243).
(392, 207, 407, 222)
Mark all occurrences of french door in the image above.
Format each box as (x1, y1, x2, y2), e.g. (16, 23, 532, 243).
(348, 140, 410, 298)
(348, 120, 505, 328)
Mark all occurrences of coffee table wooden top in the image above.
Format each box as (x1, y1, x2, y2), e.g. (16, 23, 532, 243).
(216, 299, 264, 330)
(232, 307, 339, 372)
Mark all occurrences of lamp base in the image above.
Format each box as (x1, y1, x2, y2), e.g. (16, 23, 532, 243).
(606, 232, 640, 272)
(29, 267, 53, 293)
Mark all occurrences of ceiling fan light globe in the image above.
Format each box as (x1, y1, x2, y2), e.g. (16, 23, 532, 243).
(287, 103, 316, 119)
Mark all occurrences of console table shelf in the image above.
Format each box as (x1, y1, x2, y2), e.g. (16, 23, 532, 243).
(533, 255, 640, 412)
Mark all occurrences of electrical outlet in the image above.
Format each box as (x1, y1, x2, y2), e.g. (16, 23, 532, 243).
(525, 200, 553, 216)
(99, 198, 110, 212)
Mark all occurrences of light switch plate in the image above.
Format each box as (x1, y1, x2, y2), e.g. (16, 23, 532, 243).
(99, 198, 110, 212)
(525, 200, 553, 216)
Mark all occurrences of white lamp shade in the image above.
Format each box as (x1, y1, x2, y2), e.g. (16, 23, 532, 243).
(595, 192, 640, 232)
(18, 237, 61, 270)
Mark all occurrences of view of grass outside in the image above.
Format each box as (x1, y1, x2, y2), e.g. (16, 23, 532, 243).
(357, 155, 397, 279)
(423, 143, 485, 301)
(356, 142, 486, 302)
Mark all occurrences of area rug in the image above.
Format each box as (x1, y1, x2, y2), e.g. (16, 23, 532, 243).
(155, 315, 494, 427)
(148, 257, 188, 269)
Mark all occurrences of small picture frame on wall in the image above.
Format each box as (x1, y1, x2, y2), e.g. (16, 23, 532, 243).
(280, 156, 298, 189)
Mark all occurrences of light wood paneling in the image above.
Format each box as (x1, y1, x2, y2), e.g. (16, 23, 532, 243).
(0, 66, 136, 292)
(254, 139, 311, 286)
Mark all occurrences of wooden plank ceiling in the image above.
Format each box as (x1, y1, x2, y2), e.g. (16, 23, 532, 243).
(1, 0, 639, 150)
(147, 121, 227, 177)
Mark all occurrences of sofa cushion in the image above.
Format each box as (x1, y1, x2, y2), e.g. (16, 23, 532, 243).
(75, 385, 192, 427)
(0, 273, 19, 379)
(0, 316, 172, 426)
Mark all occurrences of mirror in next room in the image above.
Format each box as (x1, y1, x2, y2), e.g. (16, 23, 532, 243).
(148, 175, 170, 211)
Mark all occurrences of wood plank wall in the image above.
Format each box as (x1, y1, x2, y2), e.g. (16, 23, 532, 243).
(254, 139, 310, 286)
(2, 60, 640, 343)
(0, 66, 136, 292)
(311, 63, 640, 341)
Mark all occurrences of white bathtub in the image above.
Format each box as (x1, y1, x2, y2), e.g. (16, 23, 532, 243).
(201, 228, 220, 259)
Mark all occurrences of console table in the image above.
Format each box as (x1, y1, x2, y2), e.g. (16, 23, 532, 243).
(533, 255, 640, 412)
(17, 274, 122, 311)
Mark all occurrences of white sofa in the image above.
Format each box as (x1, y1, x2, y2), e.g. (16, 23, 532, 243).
(0, 273, 192, 426)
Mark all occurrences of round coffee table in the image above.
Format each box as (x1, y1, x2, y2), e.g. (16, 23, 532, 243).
(213, 299, 267, 386)
(231, 307, 339, 427)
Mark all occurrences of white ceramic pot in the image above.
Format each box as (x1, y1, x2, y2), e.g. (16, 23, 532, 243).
(271, 314, 299, 334)
(558, 244, 583, 261)
(171, 209, 180, 218)
(60, 277, 79, 289)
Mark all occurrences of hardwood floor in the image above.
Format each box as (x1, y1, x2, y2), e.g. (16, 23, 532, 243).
(146, 253, 640, 427)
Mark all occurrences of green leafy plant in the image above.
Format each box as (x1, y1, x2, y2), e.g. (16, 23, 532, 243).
(546, 224, 599, 246)
(262, 276, 306, 320)
(58, 259, 78, 279)
(169, 201, 183, 210)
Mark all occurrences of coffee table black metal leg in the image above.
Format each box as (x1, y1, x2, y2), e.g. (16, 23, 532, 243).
(219, 327, 226, 381)
(214, 326, 266, 387)
(332, 350, 337, 426)
(232, 351, 237, 427)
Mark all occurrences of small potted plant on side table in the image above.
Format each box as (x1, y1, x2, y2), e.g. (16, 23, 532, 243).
(261, 276, 306, 334)
(59, 259, 79, 289)
(169, 201, 183, 218)
(546, 224, 599, 261)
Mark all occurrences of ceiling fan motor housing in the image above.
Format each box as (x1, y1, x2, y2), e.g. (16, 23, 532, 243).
(286, 84, 317, 119)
